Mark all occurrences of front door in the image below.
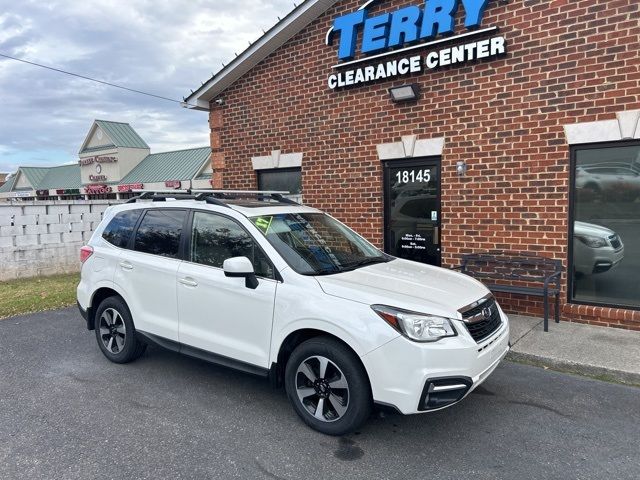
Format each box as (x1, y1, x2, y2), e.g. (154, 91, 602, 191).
(383, 158, 441, 266)
(176, 210, 278, 368)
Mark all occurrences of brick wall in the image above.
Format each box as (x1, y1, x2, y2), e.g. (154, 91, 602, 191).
(0, 201, 119, 281)
(209, 0, 640, 329)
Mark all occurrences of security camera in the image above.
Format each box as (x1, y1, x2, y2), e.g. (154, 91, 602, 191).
(214, 98, 225, 106)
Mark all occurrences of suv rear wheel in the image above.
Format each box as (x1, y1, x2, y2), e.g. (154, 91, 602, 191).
(94, 296, 146, 364)
(284, 336, 371, 435)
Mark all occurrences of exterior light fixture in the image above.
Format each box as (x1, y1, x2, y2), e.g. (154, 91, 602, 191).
(389, 84, 419, 103)
(456, 160, 468, 177)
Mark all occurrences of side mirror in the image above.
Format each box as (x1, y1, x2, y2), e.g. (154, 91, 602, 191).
(223, 256, 259, 289)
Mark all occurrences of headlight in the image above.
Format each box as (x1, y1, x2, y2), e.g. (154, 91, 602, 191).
(576, 234, 608, 248)
(371, 305, 457, 342)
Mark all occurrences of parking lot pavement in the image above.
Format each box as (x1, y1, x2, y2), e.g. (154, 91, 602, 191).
(1, 308, 639, 480)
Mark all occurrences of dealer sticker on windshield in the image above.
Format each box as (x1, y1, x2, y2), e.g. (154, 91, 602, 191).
(253, 216, 273, 234)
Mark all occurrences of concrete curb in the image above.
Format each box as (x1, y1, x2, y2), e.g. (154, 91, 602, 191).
(506, 350, 640, 387)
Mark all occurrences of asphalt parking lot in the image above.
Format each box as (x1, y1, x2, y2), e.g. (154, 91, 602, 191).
(1, 308, 639, 480)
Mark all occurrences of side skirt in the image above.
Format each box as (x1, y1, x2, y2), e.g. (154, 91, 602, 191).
(136, 331, 270, 378)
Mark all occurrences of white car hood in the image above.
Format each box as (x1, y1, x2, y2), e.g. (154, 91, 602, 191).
(574, 221, 615, 237)
(315, 258, 490, 318)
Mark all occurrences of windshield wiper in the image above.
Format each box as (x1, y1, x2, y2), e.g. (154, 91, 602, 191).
(341, 257, 390, 271)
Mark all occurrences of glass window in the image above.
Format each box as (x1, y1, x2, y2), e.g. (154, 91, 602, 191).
(133, 209, 186, 258)
(571, 143, 640, 308)
(190, 212, 275, 279)
(249, 212, 391, 275)
(102, 209, 142, 248)
(257, 168, 302, 196)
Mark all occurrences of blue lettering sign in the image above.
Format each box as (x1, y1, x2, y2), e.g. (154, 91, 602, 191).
(333, 10, 366, 60)
(420, 0, 458, 39)
(362, 13, 391, 54)
(387, 6, 422, 47)
(461, 0, 489, 28)
(331, 0, 491, 60)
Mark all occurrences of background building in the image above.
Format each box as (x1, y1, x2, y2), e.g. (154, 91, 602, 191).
(0, 120, 212, 201)
(185, 0, 640, 329)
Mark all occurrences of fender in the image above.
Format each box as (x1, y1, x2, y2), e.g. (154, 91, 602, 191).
(270, 316, 394, 365)
(90, 280, 131, 309)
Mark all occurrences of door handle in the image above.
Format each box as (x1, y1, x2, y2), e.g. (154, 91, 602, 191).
(119, 261, 133, 271)
(433, 226, 439, 245)
(179, 277, 198, 287)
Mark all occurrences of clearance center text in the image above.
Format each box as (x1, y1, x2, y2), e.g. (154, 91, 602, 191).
(328, 36, 505, 90)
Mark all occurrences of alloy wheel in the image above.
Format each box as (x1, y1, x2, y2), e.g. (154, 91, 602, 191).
(99, 308, 127, 354)
(295, 355, 349, 422)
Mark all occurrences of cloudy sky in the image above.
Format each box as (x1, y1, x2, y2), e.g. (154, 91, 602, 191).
(0, 0, 294, 173)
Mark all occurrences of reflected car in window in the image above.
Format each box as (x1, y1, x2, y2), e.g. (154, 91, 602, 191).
(573, 221, 624, 275)
(576, 165, 640, 201)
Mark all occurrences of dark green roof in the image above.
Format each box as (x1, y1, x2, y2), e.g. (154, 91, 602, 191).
(0, 177, 15, 192)
(38, 164, 82, 189)
(0, 165, 81, 192)
(121, 147, 211, 184)
(79, 120, 149, 153)
(19, 167, 50, 188)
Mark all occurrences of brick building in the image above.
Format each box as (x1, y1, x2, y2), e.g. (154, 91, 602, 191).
(185, 0, 640, 329)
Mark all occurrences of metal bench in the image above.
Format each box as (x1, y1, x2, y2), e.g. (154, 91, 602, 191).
(458, 252, 563, 332)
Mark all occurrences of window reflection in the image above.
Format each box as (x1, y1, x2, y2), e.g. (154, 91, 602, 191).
(572, 144, 640, 308)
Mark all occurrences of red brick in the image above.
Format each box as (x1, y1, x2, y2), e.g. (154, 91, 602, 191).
(206, 0, 640, 328)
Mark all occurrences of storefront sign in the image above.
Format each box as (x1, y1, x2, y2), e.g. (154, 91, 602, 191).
(118, 183, 144, 192)
(10, 191, 33, 198)
(327, 0, 506, 89)
(56, 189, 81, 195)
(85, 185, 113, 195)
(36, 189, 50, 196)
(165, 180, 182, 189)
(79, 155, 118, 166)
(89, 174, 108, 182)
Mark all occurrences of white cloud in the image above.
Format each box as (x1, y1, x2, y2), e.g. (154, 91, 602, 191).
(0, 0, 294, 172)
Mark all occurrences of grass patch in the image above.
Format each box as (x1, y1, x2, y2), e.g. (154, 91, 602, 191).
(0, 273, 80, 319)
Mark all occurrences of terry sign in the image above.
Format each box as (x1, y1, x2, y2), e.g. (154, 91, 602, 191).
(327, 0, 506, 90)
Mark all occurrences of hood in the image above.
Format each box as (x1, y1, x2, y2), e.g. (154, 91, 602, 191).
(574, 221, 615, 237)
(315, 259, 490, 319)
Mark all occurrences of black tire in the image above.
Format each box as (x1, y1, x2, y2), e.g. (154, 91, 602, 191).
(284, 336, 372, 435)
(94, 296, 146, 364)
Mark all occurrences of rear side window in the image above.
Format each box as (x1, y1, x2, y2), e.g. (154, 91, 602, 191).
(102, 209, 143, 248)
(133, 209, 187, 258)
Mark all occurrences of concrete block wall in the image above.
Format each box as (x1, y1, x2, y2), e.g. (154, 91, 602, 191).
(0, 200, 121, 281)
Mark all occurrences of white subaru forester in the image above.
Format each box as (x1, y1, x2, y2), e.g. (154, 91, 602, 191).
(77, 191, 510, 435)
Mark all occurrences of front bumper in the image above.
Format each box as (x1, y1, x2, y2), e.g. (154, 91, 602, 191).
(361, 309, 510, 414)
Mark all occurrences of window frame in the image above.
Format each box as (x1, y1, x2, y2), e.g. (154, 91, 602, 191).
(128, 208, 190, 260)
(102, 208, 144, 250)
(256, 167, 302, 195)
(568, 139, 640, 311)
(184, 209, 282, 281)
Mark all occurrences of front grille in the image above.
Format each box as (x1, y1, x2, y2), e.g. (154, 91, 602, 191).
(460, 297, 502, 343)
(609, 235, 621, 250)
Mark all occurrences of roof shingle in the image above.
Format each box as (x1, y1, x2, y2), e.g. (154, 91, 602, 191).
(93, 120, 149, 150)
(120, 147, 211, 184)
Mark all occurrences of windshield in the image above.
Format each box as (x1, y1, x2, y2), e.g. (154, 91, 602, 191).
(249, 212, 392, 275)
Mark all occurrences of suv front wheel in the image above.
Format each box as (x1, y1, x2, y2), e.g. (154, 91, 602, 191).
(284, 337, 372, 435)
(94, 296, 146, 364)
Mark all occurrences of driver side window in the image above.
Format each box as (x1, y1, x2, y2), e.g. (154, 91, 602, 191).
(190, 212, 275, 279)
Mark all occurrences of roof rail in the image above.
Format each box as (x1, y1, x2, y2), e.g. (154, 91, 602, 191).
(125, 189, 300, 206)
(191, 189, 300, 206)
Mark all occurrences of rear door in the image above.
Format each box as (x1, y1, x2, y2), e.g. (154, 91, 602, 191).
(176, 210, 278, 368)
(114, 208, 188, 342)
